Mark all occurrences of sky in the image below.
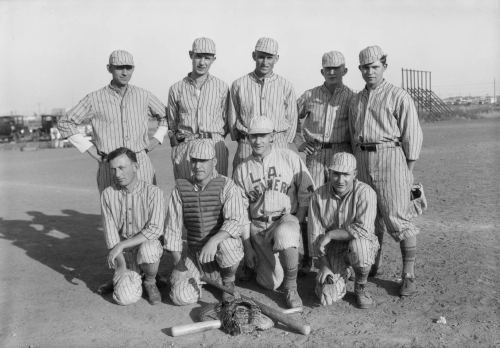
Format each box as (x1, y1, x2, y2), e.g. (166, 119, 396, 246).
(1, 0, 499, 115)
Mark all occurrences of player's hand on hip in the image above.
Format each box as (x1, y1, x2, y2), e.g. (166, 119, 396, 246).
(108, 244, 124, 269)
(147, 137, 160, 153)
(316, 234, 331, 257)
(244, 246, 259, 269)
(316, 265, 334, 285)
(199, 240, 218, 264)
(298, 141, 316, 155)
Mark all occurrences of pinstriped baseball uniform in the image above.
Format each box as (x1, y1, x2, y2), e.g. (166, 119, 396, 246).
(229, 72, 298, 170)
(349, 80, 423, 242)
(59, 83, 167, 193)
(164, 170, 248, 304)
(233, 146, 315, 290)
(167, 74, 230, 178)
(101, 180, 165, 305)
(296, 84, 355, 188)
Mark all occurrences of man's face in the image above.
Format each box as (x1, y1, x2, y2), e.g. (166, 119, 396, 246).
(107, 65, 134, 87)
(330, 169, 357, 197)
(359, 60, 387, 88)
(249, 133, 272, 156)
(190, 52, 215, 76)
(110, 154, 138, 187)
(253, 51, 278, 77)
(321, 65, 347, 86)
(190, 157, 215, 183)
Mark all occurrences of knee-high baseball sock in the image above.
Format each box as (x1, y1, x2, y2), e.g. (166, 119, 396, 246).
(400, 236, 417, 277)
(140, 261, 159, 285)
(220, 263, 239, 283)
(353, 266, 371, 285)
(279, 247, 299, 289)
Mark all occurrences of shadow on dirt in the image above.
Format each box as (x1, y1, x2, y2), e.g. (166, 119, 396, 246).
(0, 209, 110, 293)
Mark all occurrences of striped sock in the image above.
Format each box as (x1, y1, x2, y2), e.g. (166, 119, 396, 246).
(400, 236, 417, 277)
(279, 247, 299, 289)
(140, 261, 159, 285)
(354, 266, 371, 285)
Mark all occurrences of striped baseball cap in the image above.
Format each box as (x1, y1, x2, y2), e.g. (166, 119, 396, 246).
(189, 139, 216, 160)
(359, 45, 386, 66)
(109, 50, 134, 66)
(322, 51, 345, 67)
(248, 116, 274, 134)
(328, 152, 357, 172)
(192, 37, 216, 55)
(255, 37, 279, 55)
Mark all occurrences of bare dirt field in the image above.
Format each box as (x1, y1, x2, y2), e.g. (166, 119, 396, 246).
(1, 118, 499, 348)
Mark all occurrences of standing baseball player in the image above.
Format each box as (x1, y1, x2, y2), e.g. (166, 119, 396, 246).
(309, 152, 379, 308)
(58, 50, 168, 193)
(100, 147, 165, 305)
(349, 46, 423, 296)
(228, 37, 298, 170)
(295, 51, 356, 276)
(167, 37, 230, 179)
(233, 116, 314, 308)
(164, 139, 249, 305)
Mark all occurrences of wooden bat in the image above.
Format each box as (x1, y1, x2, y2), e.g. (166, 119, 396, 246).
(170, 307, 303, 337)
(200, 275, 311, 335)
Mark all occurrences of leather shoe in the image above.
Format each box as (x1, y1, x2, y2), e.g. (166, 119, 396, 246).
(399, 274, 417, 296)
(354, 283, 373, 309)
(98, 279, 114, 294)
(144, 283, 162, 305)
(285, 288, 303, 308)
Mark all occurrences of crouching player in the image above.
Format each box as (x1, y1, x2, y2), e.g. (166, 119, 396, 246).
(100, 147, 165, 305)
(164, 139, 249, 305)
(309, 152, 379, 308)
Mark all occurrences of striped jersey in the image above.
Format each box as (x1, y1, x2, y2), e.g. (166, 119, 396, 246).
(308, 179, 378, 257)
(58, 83, 167, 154)
(229, 72, 298, 142)
(296, 84, 355, 144)
(100, 180, 165, 250)
(164, 170, 250, 252)
(349, 80, 423, 160)
(167, 74, 230, 137)
(233, 146, 315, 218)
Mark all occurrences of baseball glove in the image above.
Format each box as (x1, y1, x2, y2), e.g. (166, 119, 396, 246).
(315, 273, 347, 306)
(410, 183, 428, 217)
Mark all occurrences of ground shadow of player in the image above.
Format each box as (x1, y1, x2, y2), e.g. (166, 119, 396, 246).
(368, 277, 401, 297)
(0, 209, 108, 294)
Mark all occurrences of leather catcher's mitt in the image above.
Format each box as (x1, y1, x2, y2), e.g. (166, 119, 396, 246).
(410, 183, 428, 217)
(315, 273, 347, 306)
(199, 299, 273, 335)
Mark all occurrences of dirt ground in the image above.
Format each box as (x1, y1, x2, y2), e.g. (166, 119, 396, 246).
(0, 118, 499, 348)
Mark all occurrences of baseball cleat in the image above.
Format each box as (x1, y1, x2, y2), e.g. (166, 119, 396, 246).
(399, 274, 417, 296)
(144, 283, 162, 305)
(354, 283, 373, 309)
(285, 288, 303, 308)
(98, 279, 114, 294)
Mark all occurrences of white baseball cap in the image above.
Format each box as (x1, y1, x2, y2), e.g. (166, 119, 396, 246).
(189, 139, 216, 160)
(192, 37, 216, 55)
(322, 51, 345, 67)
(109, 50, 134, 66)
(248, 116, 274, 134)
(328, 152, 357, 172)
(359, 45, 386, 66)
(255, 37, 279, 55)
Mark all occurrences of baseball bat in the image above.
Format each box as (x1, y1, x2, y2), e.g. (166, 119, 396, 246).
(170, 307, 302, 337)
(200, 275, 311, 335)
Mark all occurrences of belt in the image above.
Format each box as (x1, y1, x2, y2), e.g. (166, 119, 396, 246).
(253, 214, 283, 223)
(238, 130, 286, 142)
(357, 141, 401, 152)
(179, 132, 215, 143)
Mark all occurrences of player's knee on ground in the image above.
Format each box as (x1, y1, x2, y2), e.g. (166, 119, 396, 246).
(113, 271, 143, 306)
(273, 219, 300, 251)
(170, 278, 202, 306)
(137, 240, 163, 264)
(347, 238, 378, 269)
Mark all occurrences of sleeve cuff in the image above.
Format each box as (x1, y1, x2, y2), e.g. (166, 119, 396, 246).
(152, 126, 169, 144)
(68, 133, 94, 153)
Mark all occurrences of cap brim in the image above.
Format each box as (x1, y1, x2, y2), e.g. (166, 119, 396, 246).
(328, 165, 356, 172)
(248, 128, 273, 134)
(190, 153, 214, 160)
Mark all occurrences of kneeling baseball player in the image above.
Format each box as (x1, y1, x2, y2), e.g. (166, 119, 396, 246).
(164, 139, 249, 305)
(233, 116, 315, 308)
(100, 147, 165, 306)
(309, 152, 379, 309)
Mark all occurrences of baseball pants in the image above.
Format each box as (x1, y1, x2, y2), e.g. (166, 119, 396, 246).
(97, 150, 155, 194)
(171, 135, 229, 179)
(113, 239, 163, 306)
(232, 132, 289, 172)
(170, 238, 244, 306)
(249, 214, 300, 291)
(306, 143, 353, 189)
(354, 144, 420, 242)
